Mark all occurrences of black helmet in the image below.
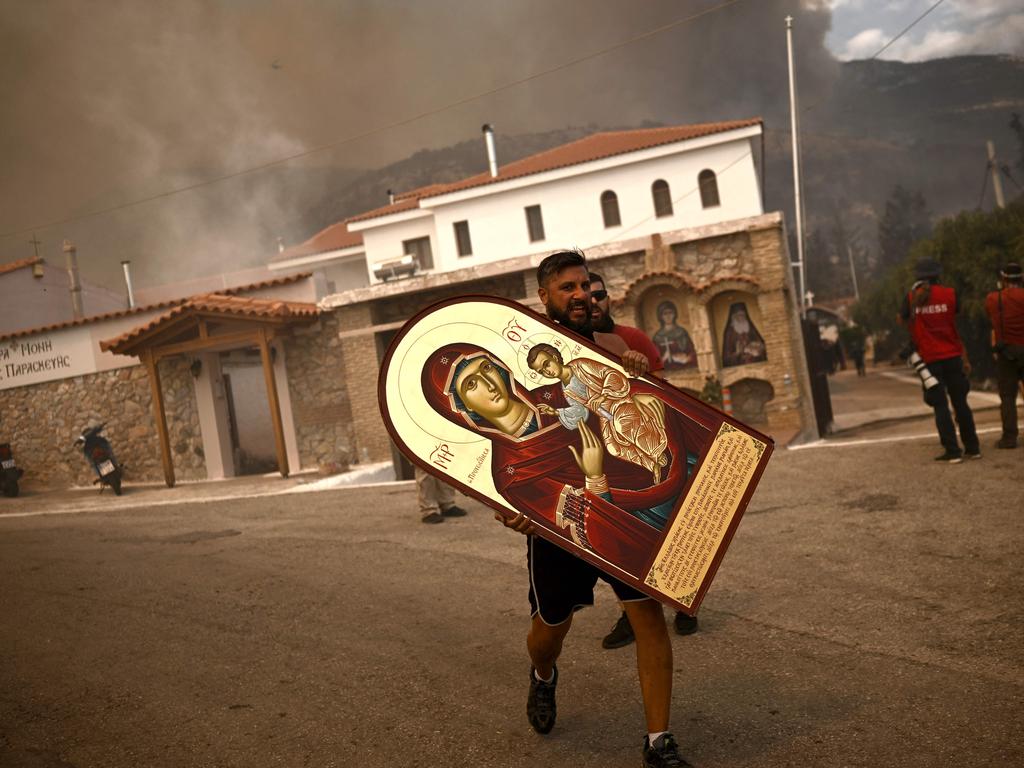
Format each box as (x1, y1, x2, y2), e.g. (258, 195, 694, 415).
(914, 258, 941, 280)
(1000, 262, 1022, 280)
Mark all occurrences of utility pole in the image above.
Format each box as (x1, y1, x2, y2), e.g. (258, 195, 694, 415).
(987, 140, 1006, 209)
(847, 243, 860, 301)
(785, 15, 807, 317)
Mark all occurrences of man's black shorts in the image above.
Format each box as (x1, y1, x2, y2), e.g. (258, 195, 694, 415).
(527, 535, 649, 625)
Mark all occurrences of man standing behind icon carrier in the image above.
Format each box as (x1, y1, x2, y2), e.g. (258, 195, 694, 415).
(589, 272, 700, 650)
(985, 262, 1024, 449)
(899, 258, 980, 463)
(498, 250, 694, 767)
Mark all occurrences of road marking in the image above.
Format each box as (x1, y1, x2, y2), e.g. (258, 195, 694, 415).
(0, 479, 416, 520)
(789, 426, 1002, 450)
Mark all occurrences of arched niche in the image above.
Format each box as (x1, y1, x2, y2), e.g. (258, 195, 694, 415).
(637, 285, 700, 371)
(709, 289, 768, 369)
(727, 377, 774, 425)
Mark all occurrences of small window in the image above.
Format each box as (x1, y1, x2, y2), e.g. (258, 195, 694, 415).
(402, 236, 433, 270)
(699, 170, 720, 208)
(652, 180, 673, 218)
(453, 220, 473, 257)
(525, 205, 545, 242)
(600, 190, 621, 228)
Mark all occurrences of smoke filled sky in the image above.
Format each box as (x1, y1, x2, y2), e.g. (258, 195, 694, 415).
(1, 0, 1021, 293)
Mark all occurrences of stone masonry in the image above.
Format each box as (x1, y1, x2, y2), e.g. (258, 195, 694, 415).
(1, 356, 205, 489)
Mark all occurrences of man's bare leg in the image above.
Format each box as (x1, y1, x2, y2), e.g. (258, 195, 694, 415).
(527, 613, 573, 678)
(624, 598, 672, 732)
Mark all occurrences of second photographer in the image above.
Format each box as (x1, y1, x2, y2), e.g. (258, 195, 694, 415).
(898, 258, 980, 464)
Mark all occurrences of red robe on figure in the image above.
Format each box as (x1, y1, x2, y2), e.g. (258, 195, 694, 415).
(421, 343, 711, 578)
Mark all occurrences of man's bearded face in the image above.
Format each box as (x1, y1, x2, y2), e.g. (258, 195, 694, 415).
(589, 280, 614, 333)
(731, 308, 751, 335)
(540, 265, 592, 334)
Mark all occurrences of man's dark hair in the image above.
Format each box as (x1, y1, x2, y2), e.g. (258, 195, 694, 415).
(526, 342, 562, 368)
(588, 271, 605, 286)
(537, 249, 586, 289)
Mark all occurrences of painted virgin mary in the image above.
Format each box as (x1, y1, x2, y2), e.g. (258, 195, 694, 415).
(421, 343, 704, 578)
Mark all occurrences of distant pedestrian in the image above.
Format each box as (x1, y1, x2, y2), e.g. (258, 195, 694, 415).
(841, 325, 867, 377)
(899, 258, 980, 463)
(984, 262, 1024, 450)
(415, 467, 466, 523)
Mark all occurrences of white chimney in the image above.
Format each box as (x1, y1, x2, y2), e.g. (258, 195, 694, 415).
(62, 239, 84, 320)
(482, 124, 498, 178)
(387, 188, 395, 205)
(121, 260, 136, 308)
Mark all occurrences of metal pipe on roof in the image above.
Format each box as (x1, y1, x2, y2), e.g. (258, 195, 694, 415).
(62, 239, 84, 320)
(482, 124, 498, 178)
(121, 260, 136, 308)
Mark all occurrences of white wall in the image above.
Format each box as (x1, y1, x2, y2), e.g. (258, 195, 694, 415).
(1, 265, 128, 336)
(357, 135, 761, 281)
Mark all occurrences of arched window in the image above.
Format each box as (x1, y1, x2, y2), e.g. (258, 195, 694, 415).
(652, 179, 673, 218)
(698, 169, 720, 208)
(600, 190, 621, 228)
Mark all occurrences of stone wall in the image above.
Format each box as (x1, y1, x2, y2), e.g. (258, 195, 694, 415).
(0, 357, 205, 489)
(284, 313, 356, 472)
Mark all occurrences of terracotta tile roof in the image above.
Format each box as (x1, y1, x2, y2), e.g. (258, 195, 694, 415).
(0, 272, 313, 342)
(346, 119, 762, 224)
(273, 221, 365, 262)
(99, 293, 319, 354)
(0, 256, 42, 276)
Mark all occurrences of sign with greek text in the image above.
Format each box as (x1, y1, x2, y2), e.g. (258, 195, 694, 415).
(378, 296, 773, 615)
(0, 327, 110, 390)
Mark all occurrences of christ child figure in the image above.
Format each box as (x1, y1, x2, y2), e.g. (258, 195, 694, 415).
(527, 343, 669, 484)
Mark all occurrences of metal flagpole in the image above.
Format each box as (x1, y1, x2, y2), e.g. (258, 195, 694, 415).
(785, 15, 807, 317)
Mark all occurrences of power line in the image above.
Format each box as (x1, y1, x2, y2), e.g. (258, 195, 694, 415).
(870, 0, 947, 60)
(1, 0, 745, 242)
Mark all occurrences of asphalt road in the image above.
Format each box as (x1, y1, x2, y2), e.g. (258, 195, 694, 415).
(1, 431, 1022, 767)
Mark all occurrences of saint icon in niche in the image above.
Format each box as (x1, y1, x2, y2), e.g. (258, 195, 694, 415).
(651, 300, 697, 370)
(721, 302, 767, 367)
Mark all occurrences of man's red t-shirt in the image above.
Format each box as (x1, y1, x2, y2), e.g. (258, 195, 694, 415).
(612, 324, 665, 372)
(985, 286, 1024, 345)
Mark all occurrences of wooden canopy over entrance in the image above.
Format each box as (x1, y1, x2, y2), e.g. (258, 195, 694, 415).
(100, 293, 318, 487)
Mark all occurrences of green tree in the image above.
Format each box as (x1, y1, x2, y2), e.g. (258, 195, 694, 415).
(854, 199, 1024, 375)
(876, 185, 931, 274)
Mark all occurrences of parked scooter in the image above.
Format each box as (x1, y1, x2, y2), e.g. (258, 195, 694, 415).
(1, 442, 24, 497)
(74, 424, 124, 495)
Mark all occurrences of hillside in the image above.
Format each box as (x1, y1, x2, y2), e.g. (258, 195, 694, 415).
(286, 55, 1024, 268)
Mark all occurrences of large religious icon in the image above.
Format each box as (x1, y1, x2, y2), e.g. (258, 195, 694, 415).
(721, 301, 767, 367)
(651, 300, 698, 370)
(378, 296, 773, 614)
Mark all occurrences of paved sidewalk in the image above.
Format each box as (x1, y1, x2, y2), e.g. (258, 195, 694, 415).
(828, 365, 1005, 433)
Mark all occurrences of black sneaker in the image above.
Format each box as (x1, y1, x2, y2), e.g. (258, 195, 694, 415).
(601, 612, 635, 649)
(421, 512, 445, 524)
(933, 451, 963, 464)
(996, 437, 1017, 449)
(674, 612, 699, 636)
(527, 666, 557, 734)
(642, 733, 692, 767)
(441, 504, 467, 517)
(964, 448, 982, 460)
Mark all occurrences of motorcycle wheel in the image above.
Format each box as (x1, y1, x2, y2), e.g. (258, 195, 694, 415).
(110, 471, 122, 496)
(2, 479, 18, 498)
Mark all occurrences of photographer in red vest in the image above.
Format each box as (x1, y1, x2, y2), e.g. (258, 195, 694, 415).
(985, 262, 1024, 449)
(899, 258, 980, 463)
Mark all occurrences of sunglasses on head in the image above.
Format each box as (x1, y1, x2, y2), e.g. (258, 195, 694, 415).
(590, 289, 608, 301)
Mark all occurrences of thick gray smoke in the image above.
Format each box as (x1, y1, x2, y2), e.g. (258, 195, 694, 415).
(0, 0, 836, 291)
